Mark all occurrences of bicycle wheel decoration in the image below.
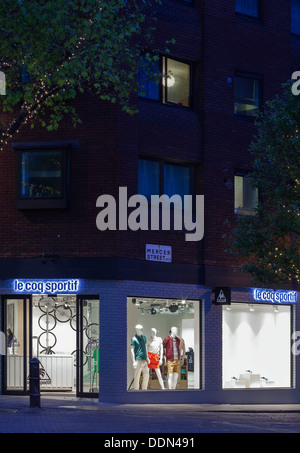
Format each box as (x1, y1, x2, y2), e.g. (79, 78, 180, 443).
(86, 323, 99, 340)
(38, 331, 57, 350)
(38, 313, 57, 332)
(38, 297, 58, 314)
(70, 314, 88, 332)
(54, 304, 73, 323)
(71, 349, 88, 367)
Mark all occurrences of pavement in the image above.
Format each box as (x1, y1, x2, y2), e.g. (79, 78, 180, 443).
(0, 394, 300, 434)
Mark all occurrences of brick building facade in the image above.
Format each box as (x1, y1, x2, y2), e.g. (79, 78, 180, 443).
(0, 0, 299, 404)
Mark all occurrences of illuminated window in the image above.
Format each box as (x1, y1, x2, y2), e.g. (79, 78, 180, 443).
(234, 174, 258, 215)
(139, 56, 191, 108)
(234, 74, 262, 118)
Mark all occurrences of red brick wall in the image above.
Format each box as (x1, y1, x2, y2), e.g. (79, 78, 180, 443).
(0, 0, 295, 279)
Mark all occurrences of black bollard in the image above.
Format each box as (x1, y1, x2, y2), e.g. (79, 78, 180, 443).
(29, 357, 41, 408)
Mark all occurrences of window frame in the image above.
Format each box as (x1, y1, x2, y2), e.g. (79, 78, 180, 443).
(139, 55, 193, 109)
(234, 171, 259, 216)
(14, 141, 76, 209)
(138, 156, 194, 201)
(235, 0, 262, 21)
(291, 0, 300, 35)
(233, 72, 263, 120)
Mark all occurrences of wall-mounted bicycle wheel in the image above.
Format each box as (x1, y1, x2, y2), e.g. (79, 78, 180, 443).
(38, 331, 57, 350)
(71, 349, 88, 367)
(54, 304, 73, 323)
(38, 297, 57, 314)
(86, 323, 99, 340)
(70, 314, 88, 331)
(38, 313, 57, 332)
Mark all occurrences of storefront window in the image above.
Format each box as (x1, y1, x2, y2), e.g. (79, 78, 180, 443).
(127, 297, 200, 391)
(222, 303, 292, 389)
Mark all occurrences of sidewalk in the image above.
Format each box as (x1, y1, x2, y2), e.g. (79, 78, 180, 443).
(1, 393, 300, 412)
(0, 394, 300, 433)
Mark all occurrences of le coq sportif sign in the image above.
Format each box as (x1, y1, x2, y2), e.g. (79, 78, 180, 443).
(13, 279, 80, 294)
(253, 288, 297, 304)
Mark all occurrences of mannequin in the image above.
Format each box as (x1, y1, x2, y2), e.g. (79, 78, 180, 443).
(163, 326, 183, 390)
(130, 324, 150, 390)
(147, 328, 165, 389)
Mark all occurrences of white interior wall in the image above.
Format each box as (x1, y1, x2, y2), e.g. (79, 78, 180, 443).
(222, 303, 291, 388)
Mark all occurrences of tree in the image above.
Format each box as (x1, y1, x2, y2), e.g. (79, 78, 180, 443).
(224, 82, 300, 289)
(0, 0, 164, 148)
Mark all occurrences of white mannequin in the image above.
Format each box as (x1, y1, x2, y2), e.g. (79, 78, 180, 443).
(147, 328, 165, 389)
(130, 324, 150, 390)
(169, 326, 179, 390)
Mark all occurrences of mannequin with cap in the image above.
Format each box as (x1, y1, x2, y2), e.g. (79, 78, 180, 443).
(147, 328, 165, 389)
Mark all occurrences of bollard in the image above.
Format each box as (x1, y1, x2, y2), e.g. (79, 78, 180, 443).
(29, 357, 41, 408)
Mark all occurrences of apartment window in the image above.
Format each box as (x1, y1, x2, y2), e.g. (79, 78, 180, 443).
(14, 141, 75, 209)
(234, 74, 262, 118)
(235, 0, 260, 18)
(234, 174, 258, 215)
(138, 158, 191, 201)
(139, 56, 191, 108)
(291, 0, 300, 34)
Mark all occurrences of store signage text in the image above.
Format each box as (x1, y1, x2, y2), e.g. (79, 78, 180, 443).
(253, 288, 297, 304)
(146, 244, 172, 263)
(13, 279, 80, 294)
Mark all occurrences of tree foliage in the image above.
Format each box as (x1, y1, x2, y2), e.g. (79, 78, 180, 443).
(225, 82, 300, 289)
(0, 0, 164, 146)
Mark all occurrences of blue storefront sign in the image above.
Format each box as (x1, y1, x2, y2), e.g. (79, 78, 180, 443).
(252, 288, 297, 304)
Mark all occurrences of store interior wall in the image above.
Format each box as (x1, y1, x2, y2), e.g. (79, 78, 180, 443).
(222, 303, 291, 388)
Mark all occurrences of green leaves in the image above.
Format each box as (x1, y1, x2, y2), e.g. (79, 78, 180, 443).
(0, 0, 167, 143)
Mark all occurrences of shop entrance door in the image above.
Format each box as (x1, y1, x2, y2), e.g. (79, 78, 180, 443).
(3, 295, 99, 397)
(3, 296, 31, 394)
(76, 297, 99, 397)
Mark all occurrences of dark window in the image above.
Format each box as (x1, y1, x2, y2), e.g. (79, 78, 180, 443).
(138, 159, 160, 199)
(234, 74, 262, 118)
(14, 141, 76, 209)
(291, 0, 300, 34)
(138, 56, 160, 101)
(138, 158, 192, 201)
(139, 56, 191, 108)
(235, 0, 260, 18)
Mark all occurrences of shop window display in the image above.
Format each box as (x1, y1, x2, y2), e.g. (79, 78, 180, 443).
(32, 295, 99, 393)
(127, 297, 200, 391)
(222, 303, 292, 389)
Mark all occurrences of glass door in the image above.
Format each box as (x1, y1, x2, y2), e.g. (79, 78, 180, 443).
(3, 296, 31, 394)
(76, 296, 99, 397)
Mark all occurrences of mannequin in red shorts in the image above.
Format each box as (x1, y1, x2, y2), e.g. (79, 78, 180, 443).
(147, 328, 165, 389)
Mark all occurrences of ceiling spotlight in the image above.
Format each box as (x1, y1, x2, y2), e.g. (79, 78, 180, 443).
(181, 299, 186, 305)
(274, 306, 279, 313)
(151, 308, 157, 315)
(249, 304, 255, 312)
